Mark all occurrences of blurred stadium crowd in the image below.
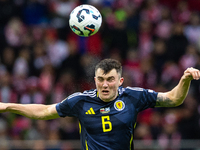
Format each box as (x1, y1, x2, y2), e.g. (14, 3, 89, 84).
(1, 0, 200, 149)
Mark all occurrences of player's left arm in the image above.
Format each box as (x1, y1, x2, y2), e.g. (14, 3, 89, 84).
(155, 67, 200, 107)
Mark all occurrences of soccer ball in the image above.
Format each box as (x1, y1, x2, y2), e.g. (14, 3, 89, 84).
(69, 4, 102, 37)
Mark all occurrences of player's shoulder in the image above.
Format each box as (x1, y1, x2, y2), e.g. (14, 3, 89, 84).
(67, 89, 97, 100)
(119, 86, 145, 98)
(126, 86, 144, 92)
(119, 86, 144, 94)
(123, 86, 157, 94)
(122, 86, 158, 96)
(61, 89, 97, 104)
(119, 86, 157, 99)
(82, 89, 97, 98)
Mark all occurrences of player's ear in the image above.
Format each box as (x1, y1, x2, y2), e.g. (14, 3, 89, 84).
(119, 77, 124, 86)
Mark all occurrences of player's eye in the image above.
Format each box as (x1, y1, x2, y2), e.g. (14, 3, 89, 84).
(97, 77, 104, 82)
(107, 77, 114, 82)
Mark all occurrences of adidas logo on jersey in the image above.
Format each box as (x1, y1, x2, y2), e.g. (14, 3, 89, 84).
(85, 107, 95, 114)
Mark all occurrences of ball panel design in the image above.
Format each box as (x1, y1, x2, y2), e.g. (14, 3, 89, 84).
(69, 4, 102, 37)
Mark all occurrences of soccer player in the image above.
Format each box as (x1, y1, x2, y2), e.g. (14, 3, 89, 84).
(0, 58, 200, 150)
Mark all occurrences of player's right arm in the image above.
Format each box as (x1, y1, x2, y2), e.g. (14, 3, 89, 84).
(0, 103, 60, 120)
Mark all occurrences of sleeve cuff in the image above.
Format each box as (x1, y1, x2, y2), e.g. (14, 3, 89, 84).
(56, 103, 66, 117)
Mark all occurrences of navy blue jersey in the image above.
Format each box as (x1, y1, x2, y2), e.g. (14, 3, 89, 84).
(56, 86, 158, 150)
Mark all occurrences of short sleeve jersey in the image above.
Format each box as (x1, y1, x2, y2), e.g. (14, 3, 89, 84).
(56, 86, 158, 150)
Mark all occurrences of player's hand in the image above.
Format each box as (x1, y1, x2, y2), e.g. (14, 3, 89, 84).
(183, 67, 200, 80)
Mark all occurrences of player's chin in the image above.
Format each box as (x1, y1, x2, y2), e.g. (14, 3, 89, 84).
(101, 93, 111, 98)
(101, 95, 109, 99)
(100, 95, 111, 102)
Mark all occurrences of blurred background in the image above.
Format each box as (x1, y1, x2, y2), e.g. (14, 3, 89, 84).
(0, 0, 200, 149)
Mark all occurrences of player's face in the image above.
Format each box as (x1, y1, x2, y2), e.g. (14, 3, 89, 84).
(94, 68, 124, 102)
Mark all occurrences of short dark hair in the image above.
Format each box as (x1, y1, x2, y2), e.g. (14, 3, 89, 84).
(95, 59, 122, 77)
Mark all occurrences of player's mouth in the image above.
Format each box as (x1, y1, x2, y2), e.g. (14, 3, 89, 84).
(102, 90, 109, 95)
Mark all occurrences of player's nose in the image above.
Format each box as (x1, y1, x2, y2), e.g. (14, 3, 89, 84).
(102, 81, 108, 88)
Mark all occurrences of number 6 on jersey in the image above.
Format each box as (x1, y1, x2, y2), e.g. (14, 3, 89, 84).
(101, 116, 112, 132)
